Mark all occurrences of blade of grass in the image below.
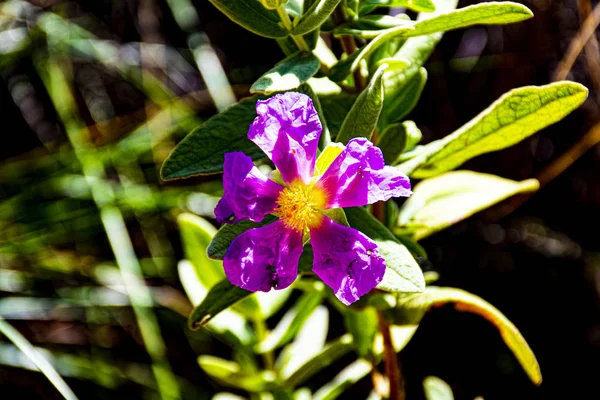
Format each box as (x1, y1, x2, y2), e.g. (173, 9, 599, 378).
(0, 315, 79, 400)
(37, 56, 181, 400)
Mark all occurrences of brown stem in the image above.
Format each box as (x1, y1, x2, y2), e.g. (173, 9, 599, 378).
(378, 310, 405, 400)
(332, 6, 367, 91)
(486, 122, 600, 221)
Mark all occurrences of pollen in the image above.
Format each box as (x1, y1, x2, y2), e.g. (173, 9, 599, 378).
(276, 182, 327, 232)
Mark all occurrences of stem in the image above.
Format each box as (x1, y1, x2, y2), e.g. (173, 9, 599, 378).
(253, 318, 275, 370)
(277, 6, 310, 52)
(332, 6, 366, 91)
(378, 311, 405, 400)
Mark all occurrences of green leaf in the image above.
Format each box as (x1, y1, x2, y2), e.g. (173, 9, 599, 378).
(331, 1, 531, 81)
(411, 1, 532, 37)
(389, 287, 542, 385)
(423, 376, 454, 400)
(334, 15, 412, 39)
(277, 305, 329, 378)
(397, 171, 539, 240)
(208, 0, 289, 38)
(188, 279, 253, 329)
(178, 214, 224, 287)
(377, 120, 422, 164)
(260, 0, 289, 10)
(251, 51, 320, 95)
(198, 355, 275, 392)
(292, 0, 343, 36)
(313, 359, 372, 400)
(372, 324, 419, 354)
(320, 93, 358, 136)
(0, 316, 78, 400)
(160, 96, 264, 179)
(380, 67, 427, 127)
(302, 0, 321, 49)
(363, 0, 436, 13)
(283, 334, 354, 388)
(329, 25, 415, 82)
(207, 216, 278, 260)
(344, 307, 378, 358)
(337, 63, 388, 144)
(345, 207, 424, 293)
(399, 82, 589, 178)
(178, 261, 254, 345)
(256, 293, 323, 353)
(342, 0, 360, 20)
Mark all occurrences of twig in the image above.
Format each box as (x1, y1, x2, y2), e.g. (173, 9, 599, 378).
(577, 0, 600, 93)
(553, 1, 600, 81)
(378, 311, 404, 400)
(487, 122, 600, 221)
(332, 6, 367, 91)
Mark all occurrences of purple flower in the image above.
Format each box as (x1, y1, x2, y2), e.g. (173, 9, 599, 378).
(215, 92, 412, 305)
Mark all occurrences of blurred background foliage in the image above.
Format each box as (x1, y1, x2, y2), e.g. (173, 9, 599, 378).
(0, 0, 599, 399)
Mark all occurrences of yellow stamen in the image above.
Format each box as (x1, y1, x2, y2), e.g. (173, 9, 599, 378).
(276, 181, 327, 232)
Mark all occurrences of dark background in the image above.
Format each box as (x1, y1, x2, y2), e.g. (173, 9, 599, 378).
(1, 0, 599, 399)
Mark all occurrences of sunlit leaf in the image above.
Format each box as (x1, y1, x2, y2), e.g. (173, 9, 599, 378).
(313, 359, 372, 400)
(161, 96, 265, 179)
(256, 293, 323, 353)
(337, 63, 388, 144)
(388, 287, 543, 385)
(208, 0, 289, 38)
(344, 307, 378, 358)
(276, 305, 329, 378)
(282, 334, 354, 388)
(345, 207, 424, 293)
(423, 376, 454, 400)
(377, 121, 422, 165)
(198, 355, 275, 392)
(399, 82, 588, 178)
(188, 279, 254, 329)
(398, 171, 539, 240)
(251, 51, 320, 94)
(363, 0, 436, 13)
(178, 213, 224, 287)
(292, 0, 343, 36)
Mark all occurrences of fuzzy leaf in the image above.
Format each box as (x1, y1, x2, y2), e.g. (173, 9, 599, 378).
(292, 0, 343, 35)
(208, 0, 289, 38)
(188, 279, 253, 329)
(398, 171, 539, 240)
(423, 376, 454, 400)
(331, 1, 531, 81)
(320, 93, 358, 136)
(282, 334, 354, 388)
(377, 121, 422, 164)
(198, 355, 274, 391)
(389, 287, 542, 385)
(334, 15, 412, 39)
(399, 82, 589, 178)
(363, 0, 436, 13)
(344, 307, 378, 358)
(380, 67, 427, 127)
(178, 214, 224, 287)
(345, 207, 424, 293)
(161, 96, 265, 179)
(251, 51, 320, 94)
(313, 359, 372, 400)
(337, 63, 388, 144)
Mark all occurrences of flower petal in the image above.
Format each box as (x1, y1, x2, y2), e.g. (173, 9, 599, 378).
(224, 220, 303, 292)
(215, 152, 283, 224)
(316, 138, 412, 209)
(248, 92, 321, 185)
(311, 217, 385, 305)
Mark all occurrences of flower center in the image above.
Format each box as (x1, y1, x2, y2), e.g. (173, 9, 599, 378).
(276, 182, 327, 232)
